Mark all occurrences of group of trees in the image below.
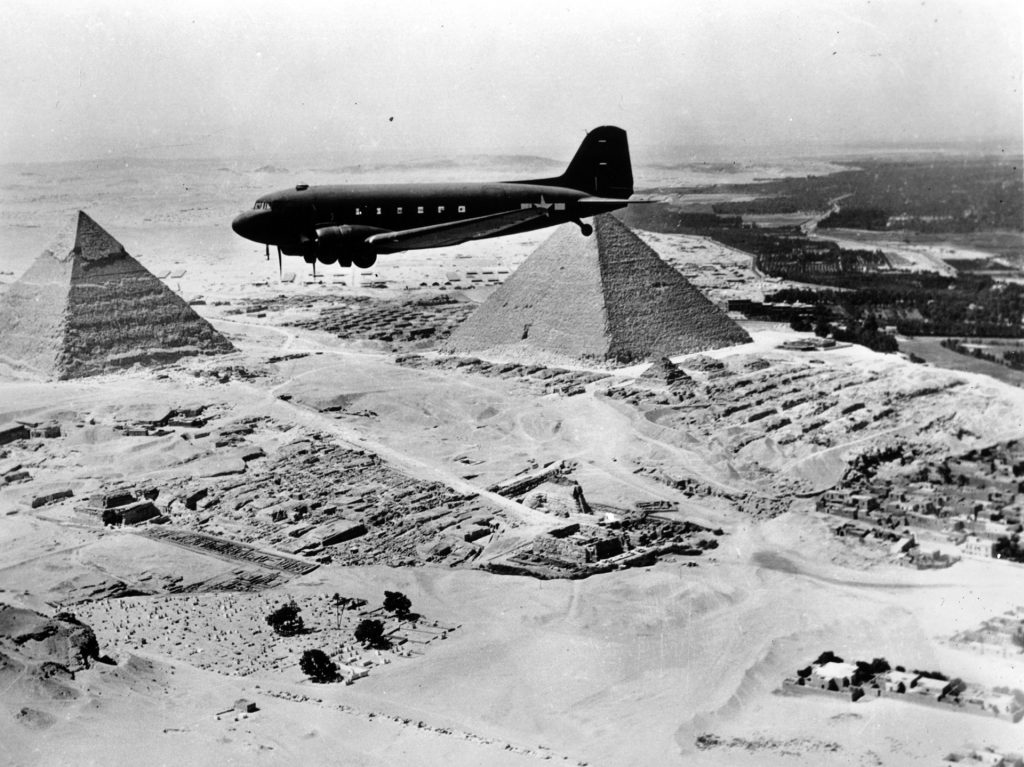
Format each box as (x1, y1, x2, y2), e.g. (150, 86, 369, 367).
(711, 157, 1024, 234)
(808, 313, 899, 353)
(770, 278, 1024, 339)
(941, 339, 1024, 372)
(993, 535, 1024, 563)
(267, 591, 417, 684)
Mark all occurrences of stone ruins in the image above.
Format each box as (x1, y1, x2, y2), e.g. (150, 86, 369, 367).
(444, 214, 751, 363)
(0, 211, 234, 379)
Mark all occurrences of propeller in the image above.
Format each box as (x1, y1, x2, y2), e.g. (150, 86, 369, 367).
(276, 246, 282, 279)
(265, 243, 269, 260)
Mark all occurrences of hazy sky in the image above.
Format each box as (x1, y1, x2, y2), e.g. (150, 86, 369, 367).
(1, 0, 1021, 163)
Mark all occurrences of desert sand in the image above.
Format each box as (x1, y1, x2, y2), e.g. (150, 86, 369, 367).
(1, 157, 1023, 766)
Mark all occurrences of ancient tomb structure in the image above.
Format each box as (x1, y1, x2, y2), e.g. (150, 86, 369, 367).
(445, 214, 750, 363)
(0, 211, 234, 379)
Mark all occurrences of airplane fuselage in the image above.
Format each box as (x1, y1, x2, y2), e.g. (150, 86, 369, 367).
(240, 183, 622, 255)
(231, 126, 638, 269)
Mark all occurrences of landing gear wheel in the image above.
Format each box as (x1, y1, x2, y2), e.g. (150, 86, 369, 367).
(579, 223, 593, 237)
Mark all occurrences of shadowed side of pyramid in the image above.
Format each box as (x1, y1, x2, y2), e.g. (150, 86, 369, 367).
(444, 214, 750, 364)
(0, 211, 235, 380)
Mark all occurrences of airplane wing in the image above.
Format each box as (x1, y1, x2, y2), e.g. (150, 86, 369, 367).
(579, 196, 659, 205)
(365, 207, 551, 254)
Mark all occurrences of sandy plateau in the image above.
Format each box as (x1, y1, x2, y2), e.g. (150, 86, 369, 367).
(1, 160, 1024, 766)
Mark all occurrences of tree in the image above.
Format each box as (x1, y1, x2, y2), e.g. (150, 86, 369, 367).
(939, 677, 967, 701)
(814, 651, 843, 666)
(789, 315, 812, 333)
(354, 618, 387, 648)
(266, 601, 305, 637)
(299, 649, 339, 683)
(383, 590, 412, 618)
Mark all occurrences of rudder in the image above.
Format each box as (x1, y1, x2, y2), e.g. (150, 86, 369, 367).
(514, 126, 634, 199)
(560, 126, 633, 198)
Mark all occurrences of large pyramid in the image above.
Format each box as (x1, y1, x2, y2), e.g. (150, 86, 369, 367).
(0, 211, 234, 379)
(445, 214, 751, 363)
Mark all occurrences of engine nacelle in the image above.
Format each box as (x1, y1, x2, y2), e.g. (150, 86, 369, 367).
(313, 225, 382, 267)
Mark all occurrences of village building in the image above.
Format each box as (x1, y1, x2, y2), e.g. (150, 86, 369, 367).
(531, 523, 626, 566)
(881, 669, 918, 694)
(961, 535, 996, 558)
(808, 661, 858, 690)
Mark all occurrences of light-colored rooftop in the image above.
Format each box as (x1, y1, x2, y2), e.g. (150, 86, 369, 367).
(815, 661, 858, 679)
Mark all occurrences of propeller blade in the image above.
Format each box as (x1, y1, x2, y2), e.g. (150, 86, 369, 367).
(265, 243, 269, 260)
(277, 247, 282, 279)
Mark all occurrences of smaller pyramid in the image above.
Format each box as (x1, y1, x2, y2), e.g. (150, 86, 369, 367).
(639, 356, 693, 387)
(0, 211, 234, 379)
(445, 215, 750, 363)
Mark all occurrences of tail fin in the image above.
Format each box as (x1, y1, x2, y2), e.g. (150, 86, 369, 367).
(516, 126, 634, 199)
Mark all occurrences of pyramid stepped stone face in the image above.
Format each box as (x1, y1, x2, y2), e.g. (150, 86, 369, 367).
(0, 211, 234, 379)
(639, 356, 693, 386)
(445, 214, 751, 364)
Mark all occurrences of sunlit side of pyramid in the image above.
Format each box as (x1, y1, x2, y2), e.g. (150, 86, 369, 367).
(0, 211, 234, 379)
(445, 214, 751, 363)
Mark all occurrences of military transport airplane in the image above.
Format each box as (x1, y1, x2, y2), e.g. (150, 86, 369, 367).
(231, 126, 643, 272)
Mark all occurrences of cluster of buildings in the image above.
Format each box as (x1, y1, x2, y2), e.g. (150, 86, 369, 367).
(494, 509, 718, 579)
(783, 652, 1024, 723)
(175, 436, 503, 569)
(818, 440, 1024, 561)
(286, 296, 474, 344)
(396, 354, 609, 397)
(230, 292, 476, 344)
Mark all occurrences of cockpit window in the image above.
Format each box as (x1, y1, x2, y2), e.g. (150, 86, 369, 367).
(252, 201, 271, 211)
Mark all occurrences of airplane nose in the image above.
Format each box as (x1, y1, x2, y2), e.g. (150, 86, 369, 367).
(232, 209, 270, 243)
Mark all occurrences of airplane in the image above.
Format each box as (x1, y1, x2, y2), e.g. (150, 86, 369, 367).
(231, 126, 643, 272)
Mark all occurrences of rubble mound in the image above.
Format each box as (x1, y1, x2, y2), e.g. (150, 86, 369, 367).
(0, 604, 100, 671)
(444, 214, 750, 364)
(683, 355, 727, 373)
(639, 356, 693, 387)
(0, 211, 235, 379)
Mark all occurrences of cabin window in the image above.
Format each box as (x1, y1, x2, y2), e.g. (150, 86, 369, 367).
(397, 207, 403, 214)
(376, 207, 382, 215)
(438, 205, 445, 214)
(355, 207, 362, 216)
(458, 205, 466, 213)
(417, 206, 424, 214)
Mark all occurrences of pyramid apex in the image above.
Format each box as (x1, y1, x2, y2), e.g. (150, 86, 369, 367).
(72, 210, 127, 261)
